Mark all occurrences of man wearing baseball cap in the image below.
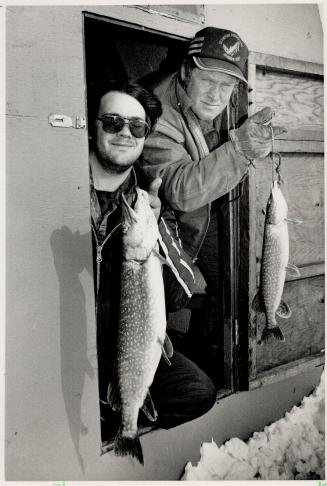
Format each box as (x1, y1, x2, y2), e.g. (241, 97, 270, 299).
(140, 26, 286, 381)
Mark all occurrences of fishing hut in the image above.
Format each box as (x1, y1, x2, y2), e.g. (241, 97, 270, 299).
(5, 4, 324, 480)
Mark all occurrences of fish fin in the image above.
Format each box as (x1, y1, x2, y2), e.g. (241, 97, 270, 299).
(262, 209, 266, 216)
(152, 248, 168, 265)
(107, 381, 121, 412)
(160, 334, 174, 364)
(286, 263, 301, 277)
(276, 300, 292, 319)
(165, 333, 174, 358)
(261, 327, 285, 342)
(286, 217, 303, 225)
(114, 426, 144, 465)
(141, 391, 158, 422)
(160, 346, 171, 366)
(252, 292, 265, 313)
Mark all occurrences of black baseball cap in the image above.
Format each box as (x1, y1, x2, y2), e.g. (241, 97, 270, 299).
(187, 27, 249, 83)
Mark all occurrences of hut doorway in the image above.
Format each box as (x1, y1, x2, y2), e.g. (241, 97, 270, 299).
(83, 12, 248, 449)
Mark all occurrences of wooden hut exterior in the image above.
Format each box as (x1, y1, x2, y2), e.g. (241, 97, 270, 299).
(5, 4, 324, 480)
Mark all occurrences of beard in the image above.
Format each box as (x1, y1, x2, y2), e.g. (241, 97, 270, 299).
(94, 145, 136, 174)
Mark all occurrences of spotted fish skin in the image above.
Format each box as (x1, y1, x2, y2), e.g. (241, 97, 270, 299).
(110, 187, 166, 465)
(255, 181, 289, 341)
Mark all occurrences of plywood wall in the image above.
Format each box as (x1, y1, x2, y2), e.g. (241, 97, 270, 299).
(248, 55, 324, 379)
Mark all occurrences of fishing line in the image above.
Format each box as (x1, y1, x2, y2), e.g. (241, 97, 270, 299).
(270, 124, 275, 183)
(269, 125, 284, 184)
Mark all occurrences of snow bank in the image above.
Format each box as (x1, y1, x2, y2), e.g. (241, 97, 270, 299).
(182, 370, 325, 480)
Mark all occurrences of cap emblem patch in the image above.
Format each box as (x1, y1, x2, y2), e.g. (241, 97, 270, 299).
(219, 33, 242, 62)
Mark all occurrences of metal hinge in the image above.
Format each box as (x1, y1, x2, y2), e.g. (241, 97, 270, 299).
(48, 113, 86, 129)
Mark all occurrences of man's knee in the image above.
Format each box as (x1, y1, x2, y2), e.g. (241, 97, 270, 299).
(194, 374, 217, 417)
(155, 375, 216, 429)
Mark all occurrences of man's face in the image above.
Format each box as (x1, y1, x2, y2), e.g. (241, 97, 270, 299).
(183, 67, 237, 121)
(94, 91, 146, 173)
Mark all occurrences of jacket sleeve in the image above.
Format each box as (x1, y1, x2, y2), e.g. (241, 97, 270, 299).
(158, 215, 199, 312)
(142, 115, 250, 212)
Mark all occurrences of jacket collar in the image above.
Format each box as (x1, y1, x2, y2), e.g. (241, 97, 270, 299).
(90, 156, 137, 228)
(174, 74, 194, 113)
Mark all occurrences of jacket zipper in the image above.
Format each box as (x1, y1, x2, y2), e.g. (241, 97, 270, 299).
(92, 222, 122, 312)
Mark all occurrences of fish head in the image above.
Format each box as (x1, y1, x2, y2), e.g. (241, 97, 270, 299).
(266, 181, 288, 225)
(121, 188, 159, 261)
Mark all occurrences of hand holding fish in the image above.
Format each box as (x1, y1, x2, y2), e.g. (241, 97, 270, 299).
(230, 107, 287, 160)
(147, 177, 162, 221)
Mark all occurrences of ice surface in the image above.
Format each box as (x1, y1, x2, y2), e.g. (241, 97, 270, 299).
(181, 370, 325, 480)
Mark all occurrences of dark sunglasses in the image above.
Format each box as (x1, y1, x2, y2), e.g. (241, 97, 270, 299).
(97, 114, 150, 138)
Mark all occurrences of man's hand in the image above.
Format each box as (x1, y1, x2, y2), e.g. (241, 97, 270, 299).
(230, 107, 287, 160)
(148, 177, 162, 221)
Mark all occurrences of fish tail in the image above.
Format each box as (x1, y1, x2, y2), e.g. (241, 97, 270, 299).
(114, 427, 144, 465)
(261, 326, 285, 342)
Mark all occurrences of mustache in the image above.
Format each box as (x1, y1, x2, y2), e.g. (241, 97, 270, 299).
(111, 133, 136, 146)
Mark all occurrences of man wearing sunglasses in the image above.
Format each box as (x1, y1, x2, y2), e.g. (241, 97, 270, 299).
(88, 80, 216, 444)
(141, 27, 286, 381)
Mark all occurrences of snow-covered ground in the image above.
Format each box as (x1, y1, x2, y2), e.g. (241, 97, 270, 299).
(182, 370, 325, 480)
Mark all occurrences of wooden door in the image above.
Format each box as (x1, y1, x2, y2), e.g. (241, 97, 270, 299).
(243, 53, 324, 389)
(6, 5, 221, 481)
(6, 5, 98, 480)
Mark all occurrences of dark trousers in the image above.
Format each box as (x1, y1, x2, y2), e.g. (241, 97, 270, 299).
(196, 209, 220, 340)
(150, 349, 216, 428)
(100, 348, 216, 441)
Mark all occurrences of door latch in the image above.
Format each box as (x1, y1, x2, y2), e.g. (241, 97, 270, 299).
(48, 113, 86, 129)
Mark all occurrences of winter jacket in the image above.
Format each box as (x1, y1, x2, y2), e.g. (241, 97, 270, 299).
(141, 73, 250, 260)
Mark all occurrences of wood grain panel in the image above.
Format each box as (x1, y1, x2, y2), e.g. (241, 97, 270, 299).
(254, 70, 323, 130)
(255, 154, 324, 268)
(274, 139, 324, 153)
(257, 276, 325, 373)
(255, 276, 325, 373)
(276, 127, 324, 141)
(248, 53, 324, 383)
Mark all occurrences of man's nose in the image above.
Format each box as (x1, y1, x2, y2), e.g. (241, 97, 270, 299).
(119, 122, 133, 137)
(207, 86, 221, 102)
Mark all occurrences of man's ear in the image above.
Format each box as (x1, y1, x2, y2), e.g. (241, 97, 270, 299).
(180, 63, 187, 83)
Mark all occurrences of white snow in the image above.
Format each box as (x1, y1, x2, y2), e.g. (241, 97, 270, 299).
(182, 370, 325, 480)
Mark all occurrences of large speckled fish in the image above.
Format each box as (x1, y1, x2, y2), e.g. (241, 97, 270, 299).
(108, 187, 172, 465)
(253, 181, 300, 341)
